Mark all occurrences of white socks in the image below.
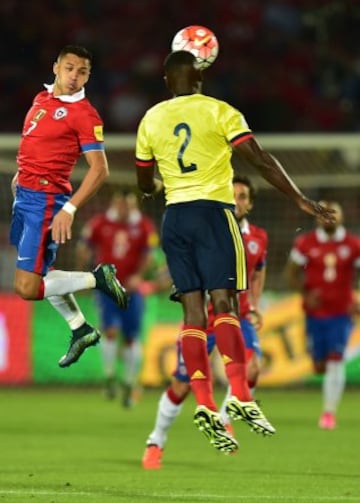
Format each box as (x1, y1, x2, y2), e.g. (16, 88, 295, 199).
(100, 338, 142, 384)
(47, 293, 86, 330)
(323, 360, 346, 414)
(43, 270, 96, 298)
(146, 391, 183, 449)
(219, 386, 231, 424)
(100, 337, 118, 378)
(123, 341, 142, 387)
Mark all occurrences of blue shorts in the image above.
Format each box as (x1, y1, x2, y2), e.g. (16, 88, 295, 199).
(161, 201, 247, 293)
(306, 314, 353, 361)
(174, 317, 261, 382)
(10, 186, 69, 275)
(96, 290, 144, 342)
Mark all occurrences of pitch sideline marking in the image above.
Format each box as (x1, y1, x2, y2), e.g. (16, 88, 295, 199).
(0, 490, 359, 501)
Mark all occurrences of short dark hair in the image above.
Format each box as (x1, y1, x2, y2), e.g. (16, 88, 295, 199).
(232, 175, 257, 202)
(164, 50, 196, 70)
(57, 45, 93, 65)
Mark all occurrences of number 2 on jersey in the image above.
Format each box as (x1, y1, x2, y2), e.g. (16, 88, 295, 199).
(174, 123, 197, 173)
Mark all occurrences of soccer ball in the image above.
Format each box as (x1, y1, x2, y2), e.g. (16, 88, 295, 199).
(171, 25, 219, 70)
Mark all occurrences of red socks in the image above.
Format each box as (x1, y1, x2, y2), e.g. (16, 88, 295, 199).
(180, 325, 217, 411)
(213, 313, 252, 402)
(167, 386, 187, 405)
(179, 315, 253, 408)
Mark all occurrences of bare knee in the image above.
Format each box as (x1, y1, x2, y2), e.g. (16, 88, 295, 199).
(14, 281, 38, 300)
(14, 271, 42, 300)
(247, 364, 261, 385)
(182, 291, 207, 327)
(185, 311, 207, 327)
(209, 289, 237, 316)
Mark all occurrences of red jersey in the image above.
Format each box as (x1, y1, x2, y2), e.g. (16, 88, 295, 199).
(84, 210, 158, 284)
(17, 87, 104, 194)
(290, 226, 360, 317)
(239, 221, 268, 317)
(207, 220, 268, 330)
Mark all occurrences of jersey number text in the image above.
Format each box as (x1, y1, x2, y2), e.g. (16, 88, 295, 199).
(173, 123, 197, 173)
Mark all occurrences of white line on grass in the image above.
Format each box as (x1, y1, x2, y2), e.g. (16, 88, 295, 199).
(153, 495, 360, 501)
(0, 491, 360, 501)
(0, 490, 92, 496)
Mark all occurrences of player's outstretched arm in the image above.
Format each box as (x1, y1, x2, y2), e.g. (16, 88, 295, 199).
(69, 150, 109, 209)
(233, 137, 335, 223)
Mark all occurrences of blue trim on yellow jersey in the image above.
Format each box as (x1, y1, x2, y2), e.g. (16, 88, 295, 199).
(81, 142, 104, 152)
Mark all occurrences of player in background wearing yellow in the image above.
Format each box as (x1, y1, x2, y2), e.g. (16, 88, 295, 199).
(135, 50, 335, 453)
(285, 201, 360, 429)
(142, 176, 268, 469)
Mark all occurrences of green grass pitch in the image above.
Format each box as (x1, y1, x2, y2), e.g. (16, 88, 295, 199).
(0, 387, 359, 503)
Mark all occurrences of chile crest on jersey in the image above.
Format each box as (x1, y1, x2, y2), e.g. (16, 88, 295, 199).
(53, 107, 68, 120)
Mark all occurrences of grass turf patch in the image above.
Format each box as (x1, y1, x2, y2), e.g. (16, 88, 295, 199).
(0, 387, 359, 502)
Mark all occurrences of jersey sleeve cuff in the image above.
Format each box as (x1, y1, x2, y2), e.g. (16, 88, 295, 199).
(81, 142, 104, 152)
(230, 132, 253, 147)
(136, 158, 155, 167)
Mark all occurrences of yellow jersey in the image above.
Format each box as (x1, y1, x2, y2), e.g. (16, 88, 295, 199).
(136, 93, 252, 205)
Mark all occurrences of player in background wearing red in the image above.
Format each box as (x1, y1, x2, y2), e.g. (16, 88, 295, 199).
(217, 176, 267, 426)
(285, 201, 360, 430)
(10, 45, 128, 368)
(76, 190, 165, 406)
(142, 176, 268, 469)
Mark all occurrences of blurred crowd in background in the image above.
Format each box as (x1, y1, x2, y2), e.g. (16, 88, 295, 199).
(1, 0, 359, 133)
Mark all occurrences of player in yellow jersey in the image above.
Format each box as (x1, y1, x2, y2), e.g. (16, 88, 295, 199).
(135, 50, 335, 454)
